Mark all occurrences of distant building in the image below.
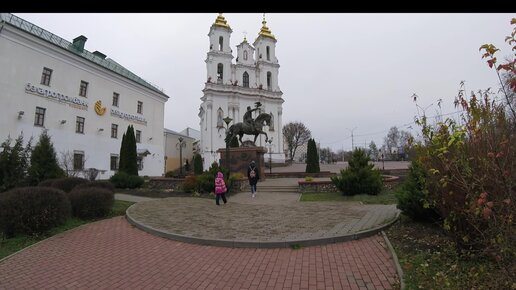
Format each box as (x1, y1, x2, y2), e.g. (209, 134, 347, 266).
(179, 127, 201, 141)
(0, 13, 169, 178)
(163, 129, 196, 174)
(199, 14, 285, 169)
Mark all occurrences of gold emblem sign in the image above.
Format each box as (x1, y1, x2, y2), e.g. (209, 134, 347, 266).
(95, 100, 106, 115)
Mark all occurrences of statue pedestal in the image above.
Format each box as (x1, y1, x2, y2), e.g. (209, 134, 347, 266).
(217, 147, 267, 180)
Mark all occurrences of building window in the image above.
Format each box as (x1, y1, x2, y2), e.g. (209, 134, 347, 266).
(110, 155, 119, 171)
(34, 107, 46, 127)
(137, 156, 143, 171)
(137, 101, 143, 114)
(217, 63, 223, 84)
(40, 67, 52, 86)
(217, 108, 224, 128)
(79, 81, 88, 97)
(219, 36, 223, 51)
(136, 130, 141, 143)
(73, 152, 84, 170)
(76, 116, 85, 134)
(243, 72, 249, 88)
(266, 46, 270, 61)
(112, 92, 119, 107)
(243, 50, 248, 60)
(111, 124, 118, 138)
(267, 71, 272, 90)
(269, 112, 274, 131)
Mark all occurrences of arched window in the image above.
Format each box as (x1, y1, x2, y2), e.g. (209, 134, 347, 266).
(217, 108, 224, 128)
(269, 112, 274, 131)
(267, 71, 272, 90)
(217, 63, 223, 83)
(219, 36, 223, 51)
(243, 72, 249, 88)
(243, 50, 248, 60)
(266, 46, 270, 61)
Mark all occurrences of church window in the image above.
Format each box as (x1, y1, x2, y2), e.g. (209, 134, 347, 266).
(219, 36, 223, 51)
(243, 72, 249, 88)
(217, 108, 224, 128)
(217, 63, 223, 83)
(267, 72, 272, 90)
(266, 46, 270, 61)
(244, 50, 248, 60)
(269, 112, 274, 131)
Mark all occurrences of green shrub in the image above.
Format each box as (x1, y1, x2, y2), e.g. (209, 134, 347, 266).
(37, 178, 60, 187)
(110, 172, 144, 189)
(0, 187, 71, 237)
(182, 175, 198, 193)
(193, 154, 203, 175)
(165, 169, 180, 178)
(304, 176, 314, 182)
(305, 138, 320, 173)
(395, 161, 440, 222)
(27, 130, 65, 185)
(68, 187, 114, 219)
(74, 180, 115, 193)
(331, 148, 383, 195)
(50, 177, 89, 193)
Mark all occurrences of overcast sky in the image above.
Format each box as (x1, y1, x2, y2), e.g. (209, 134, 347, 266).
(14, 13, 514, 151)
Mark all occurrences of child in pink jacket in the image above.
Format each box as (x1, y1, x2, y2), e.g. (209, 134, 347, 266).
(214, 171, 227, 205)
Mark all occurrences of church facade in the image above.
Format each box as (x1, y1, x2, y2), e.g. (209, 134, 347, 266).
(199, 14, 285, 169)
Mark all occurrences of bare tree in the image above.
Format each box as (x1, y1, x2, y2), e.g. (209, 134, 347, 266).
(383, 127, 413, 160)
(59, 150, 78, 177)
(282, 121, 311, 161)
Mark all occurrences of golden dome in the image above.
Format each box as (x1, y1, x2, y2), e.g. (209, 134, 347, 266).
(258, 15, 276, 40)
(213, 13, 230, 29)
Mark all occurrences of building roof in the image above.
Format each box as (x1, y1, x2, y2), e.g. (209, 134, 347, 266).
(0, 13, 169, 99)
(164, 128, 195, 140)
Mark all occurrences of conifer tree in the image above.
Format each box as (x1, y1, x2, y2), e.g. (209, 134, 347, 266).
(28, 130, 64, 185)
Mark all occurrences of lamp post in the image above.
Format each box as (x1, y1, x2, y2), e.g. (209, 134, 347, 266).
(266, 138, 273, 174)
(177, 137, 186, 176)
(379, 149, 385, 171)
(223, 116, 233, 177)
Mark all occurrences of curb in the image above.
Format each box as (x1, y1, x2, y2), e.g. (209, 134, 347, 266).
(126, 206, 400, 249)
(381, 230, 405, 290)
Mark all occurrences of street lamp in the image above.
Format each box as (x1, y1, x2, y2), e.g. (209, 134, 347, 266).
(177, 137, 186, 176)
(379, 149, 385, 171)
(266, 138, 273, 174)
(223, 116, 233, 177)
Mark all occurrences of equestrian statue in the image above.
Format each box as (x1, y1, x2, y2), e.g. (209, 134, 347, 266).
(224, 102, 272, 146)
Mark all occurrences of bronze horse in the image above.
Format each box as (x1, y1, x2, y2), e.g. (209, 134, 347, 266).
(224, 113, 272, 146)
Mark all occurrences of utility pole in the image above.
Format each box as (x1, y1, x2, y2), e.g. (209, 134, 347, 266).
(347, 127, 357, 151)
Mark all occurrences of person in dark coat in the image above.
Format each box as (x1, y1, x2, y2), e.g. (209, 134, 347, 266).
(247, 160, 259, 197)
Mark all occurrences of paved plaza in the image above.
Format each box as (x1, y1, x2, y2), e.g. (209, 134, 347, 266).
(0, 165, 404, 289)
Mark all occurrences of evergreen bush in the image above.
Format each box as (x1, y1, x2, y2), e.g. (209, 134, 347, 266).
(0, 186, 71, 237)
(331, 148, 383, 195)
(68, 187, 114, 219)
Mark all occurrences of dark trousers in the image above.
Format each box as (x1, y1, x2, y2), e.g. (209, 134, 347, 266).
(216, 193, 227, 205)
(250, 184, 257, 193)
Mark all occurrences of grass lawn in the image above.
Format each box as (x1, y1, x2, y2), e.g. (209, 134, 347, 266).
(300, 187, 399, 204)
(385, 215, 514, 290)
(0, 200, 134, 260)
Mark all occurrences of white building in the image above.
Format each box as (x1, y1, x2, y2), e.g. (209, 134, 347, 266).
(199, 14, 285, 169)
(0, 13, 169, 178)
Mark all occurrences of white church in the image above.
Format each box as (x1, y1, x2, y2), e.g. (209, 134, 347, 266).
(199, 14, 286, 169)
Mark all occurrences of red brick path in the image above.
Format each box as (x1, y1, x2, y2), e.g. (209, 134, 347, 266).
(0, 217, 398, 290)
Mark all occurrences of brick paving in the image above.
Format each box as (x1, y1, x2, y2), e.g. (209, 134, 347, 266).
(0, 217, 399, 289)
